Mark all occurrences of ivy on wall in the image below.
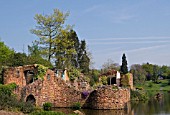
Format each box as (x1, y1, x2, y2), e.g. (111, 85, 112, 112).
(35, 64, 48, 80)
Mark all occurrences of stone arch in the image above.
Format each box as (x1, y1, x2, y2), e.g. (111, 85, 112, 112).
(26, 94, 36, 105)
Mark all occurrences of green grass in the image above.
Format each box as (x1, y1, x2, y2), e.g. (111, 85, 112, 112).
(136, 79, 170, 91)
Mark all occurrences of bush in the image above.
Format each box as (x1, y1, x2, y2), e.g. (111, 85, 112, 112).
(20, 101, 34, 113)
(101, 76, 107, 85)
(0, 83, 35, 113)
(148, 82, 153, 87)
(72, 102, 81, 110)
(131, 90, 148, 101)
(43, 102, 52, 111)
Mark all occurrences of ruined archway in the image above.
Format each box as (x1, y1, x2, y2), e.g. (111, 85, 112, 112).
(26, 94, 36, 105)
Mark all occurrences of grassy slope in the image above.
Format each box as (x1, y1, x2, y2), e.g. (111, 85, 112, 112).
(136, 79, 170, 91)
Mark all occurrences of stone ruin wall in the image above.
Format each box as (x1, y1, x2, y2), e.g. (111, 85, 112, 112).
(3, 66, 130, 109)
(83, 86, 130, 109)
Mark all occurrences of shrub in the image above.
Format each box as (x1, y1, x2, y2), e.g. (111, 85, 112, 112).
(0, 83, 35, 113)
(112, 85, 118, 89)
(43, 102, 52, 111)
(20, 101, 34, 113)
(72, 102, 81, 110)
(148, 82, 153, 87)
(101, 76, 107, 85)
(131, 90, 148, 101)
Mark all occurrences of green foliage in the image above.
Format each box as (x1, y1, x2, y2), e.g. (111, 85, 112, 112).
(91, 69, 100, 83)
(72, 102, 81, 110)
(30, 111, 76, 115)
(121, 73, 130, 88)
(43, 102, 52, 111)
(130, 64, 146, 85)
(0, 83, 34, 113)
(131, 90, 148, 101)
(31, 9, 70, 62)
(69, 68, 81, 81)
(35, 64, 48, 80)
(112, 85, 118, 89)
(101, 76, 108, 85)
(120, 53, 128, 74)
(11, 52, 28, 66)
(148, 82, 153, 87)
(20, 101, 35, 113)
(78, 40, 90, 74)
(89, 78, 95, 86)
(0, 41, 14, 67)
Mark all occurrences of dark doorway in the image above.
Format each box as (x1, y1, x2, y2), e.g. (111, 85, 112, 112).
(108, 77, 116, 85)
(26, 94, 36, 105)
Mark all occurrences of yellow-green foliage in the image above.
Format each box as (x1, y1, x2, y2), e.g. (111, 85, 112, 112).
(69, 68, 81, 81)
(121, 73, 130, 87)
(101, 75, 108, 85)
(35, 64, 48, 80)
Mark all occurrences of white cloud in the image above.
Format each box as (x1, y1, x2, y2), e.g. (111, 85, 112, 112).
(89, 40, 170, 45)
(89, 36, 170, 41)
(84, 5, 102, 13)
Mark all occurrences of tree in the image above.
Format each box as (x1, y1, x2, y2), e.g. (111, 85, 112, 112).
(101, 59, 120, 73)
(67, 30, 80, 68)
(120, 53, 128, 74)
(30, 9, 70, 62)
(130, 64, 146, 85)
(54, 29, 75, 69)
(0, 41, 14, 67)
(78, 40, 90, 73)
(28, 44, 53, 68)
(11, 52, 28, 66)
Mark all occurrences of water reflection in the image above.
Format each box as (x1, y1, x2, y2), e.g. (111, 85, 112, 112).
(132, 91, 170, 115)
(53, 91, 170, 115)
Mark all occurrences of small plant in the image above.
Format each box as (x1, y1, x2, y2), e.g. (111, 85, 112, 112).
(112, 85, 118, 89)
(148, 82, 153, 88)
(43, 102, 52, 111)
(72, 102, 81, 110)
(35, 64, 48, 80)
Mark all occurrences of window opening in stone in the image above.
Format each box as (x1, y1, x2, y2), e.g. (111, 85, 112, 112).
(26, 94, 36, 105)
(47, 74, 50, 80)
(108, 77, 116, 85)
(16, 70, 20, 77)
(24, 70, 35, 84)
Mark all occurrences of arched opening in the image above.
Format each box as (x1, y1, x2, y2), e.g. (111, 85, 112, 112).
(26, 94, 36, 105)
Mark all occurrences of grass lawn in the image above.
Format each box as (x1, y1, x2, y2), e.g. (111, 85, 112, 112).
(136, 79, 170, 91)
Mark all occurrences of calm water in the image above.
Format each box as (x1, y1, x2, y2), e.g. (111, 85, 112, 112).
(54, 91, 170, 115)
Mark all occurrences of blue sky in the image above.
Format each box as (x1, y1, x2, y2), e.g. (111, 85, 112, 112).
(0, 0, 170, 68)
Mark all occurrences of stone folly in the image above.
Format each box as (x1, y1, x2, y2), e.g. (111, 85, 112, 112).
(2, 65, 130, 109)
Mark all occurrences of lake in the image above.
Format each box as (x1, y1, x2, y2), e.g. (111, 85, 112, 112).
(54, 91, 170, 115)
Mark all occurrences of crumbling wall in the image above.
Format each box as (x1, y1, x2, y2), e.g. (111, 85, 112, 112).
(83, 86, 130, 109)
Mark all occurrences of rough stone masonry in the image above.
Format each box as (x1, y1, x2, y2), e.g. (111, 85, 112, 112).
(3, 65, 130, 109)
